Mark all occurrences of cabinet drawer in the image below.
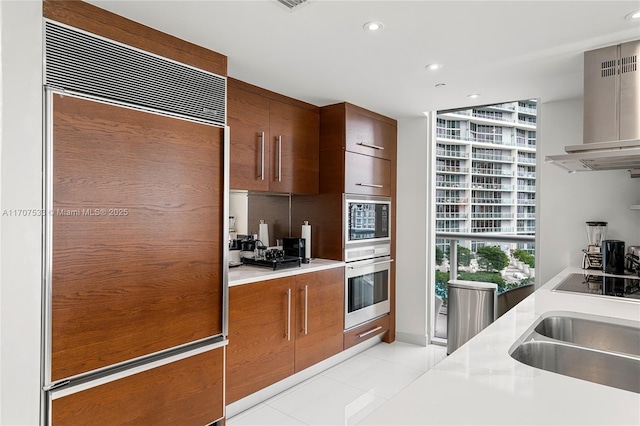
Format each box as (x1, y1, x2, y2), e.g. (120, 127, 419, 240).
(345, 109, 395, 160)
(344, 315, 390, 350)
(345, 151, 391, 196)
(51, 347, 225, 425)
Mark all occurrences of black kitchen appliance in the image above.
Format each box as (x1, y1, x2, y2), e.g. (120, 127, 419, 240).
(554, 273, 640, 300)
(241, 248, 301, 271)
(283, 237, 308, 263)
(602, 240, 625, 275)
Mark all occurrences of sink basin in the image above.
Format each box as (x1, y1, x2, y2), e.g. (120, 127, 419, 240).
(511, 340, 640, 393)
(510, 312, 640, 393)
(534, 315, 640, 357)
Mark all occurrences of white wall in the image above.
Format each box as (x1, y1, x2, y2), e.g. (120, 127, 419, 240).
(395, 117, 430, 345)
(0, 1, 43, 424)
(538, 98, 640, 285)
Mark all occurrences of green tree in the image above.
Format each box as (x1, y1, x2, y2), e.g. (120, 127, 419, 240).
(457, 246, 473, 267)
(458, 271, 507, 292)
(477, 246, 509, 272)
(512, 249, 535, 268)
(445, 245, 472, 267)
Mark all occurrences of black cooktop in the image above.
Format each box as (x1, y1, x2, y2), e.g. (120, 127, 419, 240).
(553, 273, 640, 300)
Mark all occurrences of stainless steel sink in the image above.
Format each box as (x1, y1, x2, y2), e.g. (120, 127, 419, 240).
(534, 315, 640, 357)
(510, 312, 640, 393)
(511, 340, 640, 393)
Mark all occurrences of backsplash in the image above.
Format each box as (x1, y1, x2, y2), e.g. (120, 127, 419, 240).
(230, 190, 293, 245)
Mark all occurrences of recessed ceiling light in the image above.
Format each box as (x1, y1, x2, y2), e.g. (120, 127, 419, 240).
(363, 21, 384, 31)
(435, 83, 446, 88)
(467, 93, 481, 99)
(426, 63, 443, 71)
(625, 10, 640, 20)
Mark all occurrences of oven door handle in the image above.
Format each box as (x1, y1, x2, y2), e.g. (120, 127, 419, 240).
(347, 259, 394, 270)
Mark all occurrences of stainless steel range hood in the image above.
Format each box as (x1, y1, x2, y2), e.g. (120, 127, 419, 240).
(546, 40, 640, 177)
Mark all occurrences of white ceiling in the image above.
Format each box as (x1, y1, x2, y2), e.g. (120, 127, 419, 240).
(88, 0, 640, 120)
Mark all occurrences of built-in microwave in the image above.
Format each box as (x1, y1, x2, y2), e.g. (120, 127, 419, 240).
(345, 194, 391, 246)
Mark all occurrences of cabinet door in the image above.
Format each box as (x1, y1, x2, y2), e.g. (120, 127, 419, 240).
(227, 277, 295, 403)
(269, 100, 319, 194)
(295, 268, 345, 372)
(345, 108, 395, 160)
(51, 94, 223, 382)
(228, 83, 271, 191)
(52, 347, 225, 426)
(345, 151, 392, 196)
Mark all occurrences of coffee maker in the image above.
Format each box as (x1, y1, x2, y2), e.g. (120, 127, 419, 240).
(582, 221, 607, 269)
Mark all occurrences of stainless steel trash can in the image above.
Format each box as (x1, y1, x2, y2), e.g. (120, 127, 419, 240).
(446, 280, 497, 354)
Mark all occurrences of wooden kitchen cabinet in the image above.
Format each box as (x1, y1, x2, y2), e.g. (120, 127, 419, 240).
(52, 346, 225, 426)
(318, 102, 396, 196)
(344, 151, 392, 197)
(269, 99, 319, 194)
(344, 314, 390, 350)
(226, 276, 295, 404)
(227, 267, 344, 403)
(228, 78, 319, 194)
(345, 107, 396, 161)
(294, 267, 344, 372)
(293, 102, 397, 343)
(228, 80, 271, 192)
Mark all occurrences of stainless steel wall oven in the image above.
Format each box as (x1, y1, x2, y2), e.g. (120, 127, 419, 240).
(344, 193, 392, 330)
(344, 251, 392, 330)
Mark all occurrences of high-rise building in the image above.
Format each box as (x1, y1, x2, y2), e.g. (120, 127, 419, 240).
(435, 100, 537, 253)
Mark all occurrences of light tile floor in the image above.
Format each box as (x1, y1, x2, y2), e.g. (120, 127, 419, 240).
(227, 341, 448, 426)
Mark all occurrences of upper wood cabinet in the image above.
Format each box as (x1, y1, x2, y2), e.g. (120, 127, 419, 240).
(228, 78, 319, 194)
(344, 151, 392, 197)
(228, 82, 271, 192)
(319, 102, 397, 197)
(345, 107, 396, 161)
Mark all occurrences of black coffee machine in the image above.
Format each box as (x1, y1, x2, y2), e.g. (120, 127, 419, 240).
(602, 240, 625, 275)
(283, 237, 309, 264)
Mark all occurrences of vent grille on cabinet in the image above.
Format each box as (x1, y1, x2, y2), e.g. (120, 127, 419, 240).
(276, 0, 310, 10)
(601, 59, 617, 78)
(44, 21, 226, 126)
(621, 55, 637, 74)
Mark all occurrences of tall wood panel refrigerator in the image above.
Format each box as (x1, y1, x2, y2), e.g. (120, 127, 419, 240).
(42, 20, 228, 425)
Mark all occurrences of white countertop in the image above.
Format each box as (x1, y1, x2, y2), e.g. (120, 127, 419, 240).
(359, 267, 640, 426)
(228, 258, 345, 286)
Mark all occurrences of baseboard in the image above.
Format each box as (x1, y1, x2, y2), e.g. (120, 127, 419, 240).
(395, 331, 428, 346)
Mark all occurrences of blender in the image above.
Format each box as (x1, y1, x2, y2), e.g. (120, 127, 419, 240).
(582, 221, 607, 269)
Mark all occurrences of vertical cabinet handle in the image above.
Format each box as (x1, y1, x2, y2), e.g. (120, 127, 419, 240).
(260, 131, 265, 181)
(277, 135, 282, 182)
(303, 285, 308, 335)
(286, 288, 291, 341)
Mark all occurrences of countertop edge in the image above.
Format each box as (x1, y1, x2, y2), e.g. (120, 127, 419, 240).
(228, 258, 345, 287)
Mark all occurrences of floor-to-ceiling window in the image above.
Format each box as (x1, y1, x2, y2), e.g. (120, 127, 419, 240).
(433, 100, 537, 341)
